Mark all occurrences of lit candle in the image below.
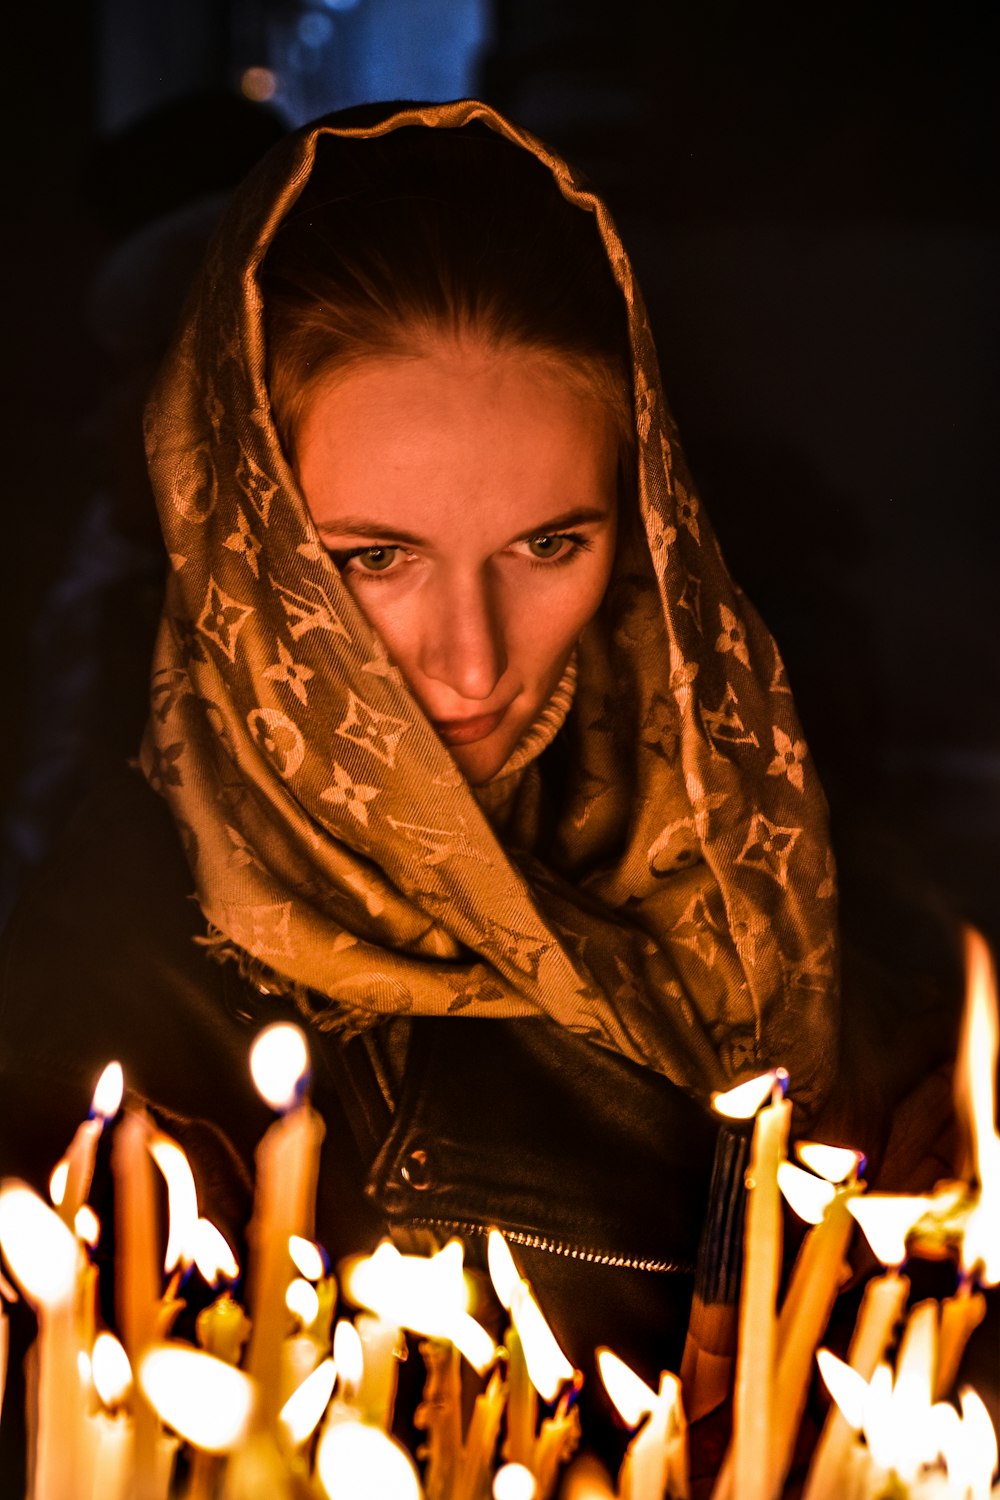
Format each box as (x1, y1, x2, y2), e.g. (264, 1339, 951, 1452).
(710, 1069, 791, 1500)
(279, 1355, 337, 1451)
(355, 1311, 403, 1429)
(533, 1373, 584, 1500)
(766, 1152, 862, 1498)
(936, 927, 999, 1402)
(245, 1023, 325, 1431)
(88, 1408, 134, 1500)
(113, 1107, 163, 1500)
(197, 1291, 251, 1366)
(955, 929, 1000, 1288)
(58, 1062, 124, 1226)
(598, 1351, 686, 1500)
(504, 1321, 537, 1469)
(801, 1256, 911, 1500)
(887, 1298, 939, 1482)
(87, 1333, 135, 1500)
(344, 1236, 494, 1435)
(417, 1336, 464, 1500)
(936, 1276, 987, 1399)
(943, 1388, 999, 1500)
(0, 1181, 85, 1500)
(455, 1367, 507, 1500)
(488, 1230, 576, 1475)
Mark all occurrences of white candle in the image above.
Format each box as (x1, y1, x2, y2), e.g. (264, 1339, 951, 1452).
(801, 1270, 910, 1500)
(728, 1081, 791, 1500)
(767, 1175, 856, 1497)
(418, 1336, 464, 1500)
(623, 1374, 684, 1500)
(88, 1409, 133, 1500)
(355, 1312, 402, 1429)
(34, 1278, 85, 1500)
(935, 1278, 986, 1399)
(533, 1376, 584, 1500)
(504, 1322, 537, 1468)
(113, 1109, 164, 1500)
(245, 1025, 325, 1431)
(455, 1368, 507, 1500)
(60, 1062, 124, 1226)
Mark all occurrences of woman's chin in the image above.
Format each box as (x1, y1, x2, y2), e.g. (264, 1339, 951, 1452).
(448, 739, 508, 786)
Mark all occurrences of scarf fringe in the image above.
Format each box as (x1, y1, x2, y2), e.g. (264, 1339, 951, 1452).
(195, 924, 379, 1040)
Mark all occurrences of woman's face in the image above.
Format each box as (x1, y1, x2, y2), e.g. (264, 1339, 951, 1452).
(295, 335, 619, 784)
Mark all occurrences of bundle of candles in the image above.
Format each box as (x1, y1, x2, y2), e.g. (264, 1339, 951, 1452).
(0, 931, 996, 1500)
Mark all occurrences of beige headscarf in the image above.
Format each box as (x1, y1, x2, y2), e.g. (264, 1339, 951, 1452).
(141, 100, 839, 1113)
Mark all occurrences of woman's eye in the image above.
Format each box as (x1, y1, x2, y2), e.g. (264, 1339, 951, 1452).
(526, 533, 571, 560)
(336, 545, 403, 575)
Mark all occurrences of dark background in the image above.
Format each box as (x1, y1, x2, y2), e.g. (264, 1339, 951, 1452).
(2, 0, 997, 941)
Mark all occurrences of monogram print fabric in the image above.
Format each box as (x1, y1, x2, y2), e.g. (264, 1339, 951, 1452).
(141, 101, 839, 1113)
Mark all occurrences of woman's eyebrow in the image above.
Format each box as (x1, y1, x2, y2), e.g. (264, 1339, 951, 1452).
(315, 506, 612, 546)
(509, 506, 612, 538)
(315, 518, 428, 545)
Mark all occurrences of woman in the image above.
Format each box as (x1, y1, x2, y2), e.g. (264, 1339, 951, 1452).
(4, 101, 945, 1445)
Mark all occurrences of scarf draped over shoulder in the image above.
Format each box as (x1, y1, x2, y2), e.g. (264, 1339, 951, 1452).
(141, 100, 839, 1115)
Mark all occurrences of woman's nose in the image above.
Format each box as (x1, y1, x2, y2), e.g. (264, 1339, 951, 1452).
(418, 574, 508, 702)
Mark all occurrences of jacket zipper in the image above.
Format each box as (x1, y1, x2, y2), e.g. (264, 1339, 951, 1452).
(407, 1217, 694, 1275)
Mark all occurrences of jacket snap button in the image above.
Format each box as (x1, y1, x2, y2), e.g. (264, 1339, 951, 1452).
(400, 1149, 431, 1190)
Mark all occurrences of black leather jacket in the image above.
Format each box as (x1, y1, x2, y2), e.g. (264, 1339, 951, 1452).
(0, 766, 721, 1391)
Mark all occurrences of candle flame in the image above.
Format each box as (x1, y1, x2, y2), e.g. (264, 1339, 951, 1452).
(712, 1069, 786, 1119)
(956, 929, 1000, 1284)
(777, 1162, 837, 1224)
(280, 1357, 336, 1447)
(289, 1234, 325, 1282)
(929, 1399, 963, 1463)
(795, 1142, 864, 1183)
(192, 1217, 239, 1285)
(149, 1135, 199, 1273)
(510, 1280, 574, 1401)
(862, 1363, 897, 1472)
(816, 1348, 867, 1429)
(884, 1301, 938, 1477)
(139, 1342, 255, 1453)
(487, 1229, 521, 1310)
(74, 1205, 101, 1247)
(344, 1238, 495, 1373)
(92, 1061, 124, 1121)
(286, 1276, 320, 1328)
(823, 1311, 956, 1484)
(486, 1231, 571, 1396)
(0, 1181, 79, 1305)
(596, 1347, 659, 1428)
(953, 1389, 999, 1494)
(316, 1419, 421, 1500)
(250, 1023, 309, 1110)
(847, 1193, 932, 1266)
(49, 1159, 69, 1208)
(493, 1463, 538, 1500)
(333, 1319, 364, 1392)
(92, 1332, 132, 1407)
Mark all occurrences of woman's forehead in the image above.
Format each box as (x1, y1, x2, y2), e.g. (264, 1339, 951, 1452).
(294, 342, 619, 542)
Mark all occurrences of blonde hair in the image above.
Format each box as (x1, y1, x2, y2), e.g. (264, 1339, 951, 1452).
(262, 124, 634, 476)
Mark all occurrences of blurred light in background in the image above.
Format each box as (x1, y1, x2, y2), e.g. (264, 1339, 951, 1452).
(240, 66, 278, 103)
(100, 0, 493, 133)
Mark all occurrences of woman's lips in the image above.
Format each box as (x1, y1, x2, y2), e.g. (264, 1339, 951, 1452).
(431, 707, 508, 745)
